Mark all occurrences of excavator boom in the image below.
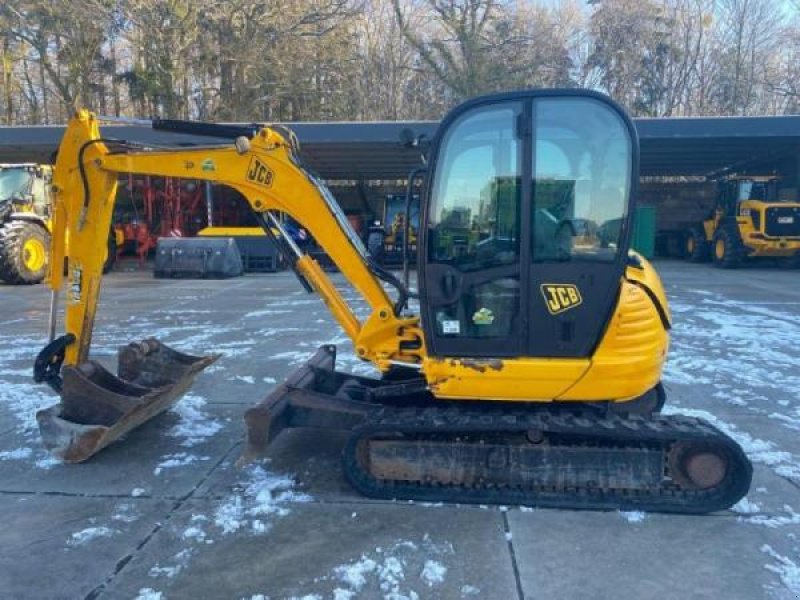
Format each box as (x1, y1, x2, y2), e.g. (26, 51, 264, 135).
(33, 92, 752, 513)
(35, 110, 422, 462)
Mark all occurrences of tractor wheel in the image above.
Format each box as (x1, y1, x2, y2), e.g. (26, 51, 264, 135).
(684, 225, 709, 262)
(0, 220, 49, 284)
(711, 226, 743, 269)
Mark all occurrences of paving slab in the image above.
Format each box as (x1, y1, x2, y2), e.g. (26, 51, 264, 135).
(738, 465, 800, 516)
(0, 493, 173, 600)
(508, 508, 800, 600)
(197, 427, 376, 503)
(0, 401, 242, 498)
(1, 261, 799, 600)
(101, 500, 516, 600)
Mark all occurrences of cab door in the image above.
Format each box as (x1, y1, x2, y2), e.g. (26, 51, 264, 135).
(420, 101, 524, 358)
(526, 97, 635, 357)
(419, 91, 637, 360)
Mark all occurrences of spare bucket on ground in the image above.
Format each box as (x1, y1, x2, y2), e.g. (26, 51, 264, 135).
(36, 338, 219, 462)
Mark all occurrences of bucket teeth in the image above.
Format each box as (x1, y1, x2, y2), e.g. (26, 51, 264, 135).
(36, 338, 219, 463)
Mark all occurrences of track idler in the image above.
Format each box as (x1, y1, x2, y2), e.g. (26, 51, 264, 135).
(36, 338, 219, 462)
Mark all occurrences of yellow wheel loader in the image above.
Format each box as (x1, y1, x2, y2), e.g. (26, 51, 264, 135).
(0, 164, 54, 284)
(33, 90, 751, 513)
(0, 163, 119, 284)
(684, 175, 800, 268)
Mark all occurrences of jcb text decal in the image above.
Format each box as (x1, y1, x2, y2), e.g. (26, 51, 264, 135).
(246, 157, 274, 188)
(541, 284, 582, 315)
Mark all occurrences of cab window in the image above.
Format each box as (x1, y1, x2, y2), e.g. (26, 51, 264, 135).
(531, 99, 632, 262)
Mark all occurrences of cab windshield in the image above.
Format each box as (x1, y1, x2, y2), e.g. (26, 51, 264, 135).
(737, 180, 779, 202)
(0, 169, 33, 202)
(429, 97, 632, 267)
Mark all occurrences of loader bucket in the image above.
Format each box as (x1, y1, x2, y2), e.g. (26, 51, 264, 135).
(36, 339, 219, 463)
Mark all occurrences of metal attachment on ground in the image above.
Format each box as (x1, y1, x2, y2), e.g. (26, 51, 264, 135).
(36, 338, 219, 463)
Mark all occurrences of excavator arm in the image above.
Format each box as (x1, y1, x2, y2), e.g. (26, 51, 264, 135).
(45, 110, 423, 371)
(34, 110, 422, 462)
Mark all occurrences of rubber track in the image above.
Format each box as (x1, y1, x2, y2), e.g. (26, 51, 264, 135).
(342, 406, 752, 514)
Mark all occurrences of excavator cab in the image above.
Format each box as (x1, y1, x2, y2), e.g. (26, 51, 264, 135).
(419, 91, 636, 359)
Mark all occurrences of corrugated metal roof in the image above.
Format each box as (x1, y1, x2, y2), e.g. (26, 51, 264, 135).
(0, 115, 798, 178)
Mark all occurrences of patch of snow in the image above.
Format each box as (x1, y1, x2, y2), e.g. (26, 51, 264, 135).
(335, 557, 378, 590)
(263, 377, 277, 384)
(112, 502, 138, 523)
(0, 381, 57, 433)
(662, 406, 800, 480)
(235, 375, 255, 384)
(132, 488, 146, 497)
(504, 531, 513, 541)
(519, 506, 535, 513)
(769, 411, 800, 432)
(731, 497, 761, 514)
(149, 565, 180, 578)
(302, 537, 455, 600)
(268, 350, 313, 365)
(461, 584, 481, 596)
(149, 549, 193, 579)
(34, 454, 61, 469)
(69, 526, 116, 546)
(213, 464, 311, 535)
(0, 447, 32, 460)
(168, 395, 223, 447)
(618, 511, 646, 523)
(154, 452, 209, 475)
(420, 560, 447, 586)
(663, 298, 800, 422)
(762, 545, 800, 594)
(182, 526, 206, 542)
(135, 588, 163, 600)
(744, 505, 800, 528)
(251, 519, 268, 534)
(244, 308, 294, 318)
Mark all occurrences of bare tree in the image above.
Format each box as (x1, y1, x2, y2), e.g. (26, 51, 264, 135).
(392, 0, 513, 101)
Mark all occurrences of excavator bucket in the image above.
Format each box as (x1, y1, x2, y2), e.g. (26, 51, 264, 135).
(36, 339, 219, 463)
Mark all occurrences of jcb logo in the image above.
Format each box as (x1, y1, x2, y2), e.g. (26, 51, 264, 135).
(541, 284, 582, 315)
(246, 157, 274, 188)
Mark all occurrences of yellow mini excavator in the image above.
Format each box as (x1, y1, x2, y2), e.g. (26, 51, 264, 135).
(33, 90, 751, 513)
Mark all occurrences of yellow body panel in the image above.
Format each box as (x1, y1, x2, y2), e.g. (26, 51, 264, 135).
(48, 110, 669, 405)
(737, 200, 800, 256)
(561, 278, 668, 401)
(423, 356, 590, 401)
(422, 258, 669, 402)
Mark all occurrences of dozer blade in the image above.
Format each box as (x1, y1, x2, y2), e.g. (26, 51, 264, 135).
(239, 345, 377, 466)
(36, 339, 219, 463)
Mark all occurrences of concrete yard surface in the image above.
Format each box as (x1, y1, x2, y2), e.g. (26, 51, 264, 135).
(1, 260, 799, 600)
